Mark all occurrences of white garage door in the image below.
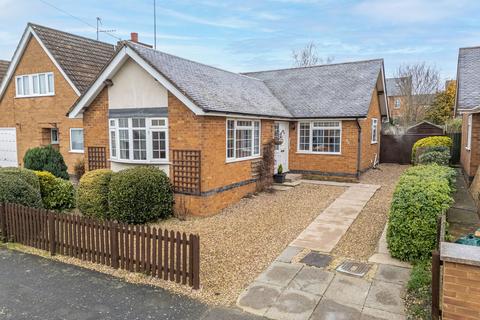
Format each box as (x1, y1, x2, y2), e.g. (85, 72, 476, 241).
(0, 128, 18, 167)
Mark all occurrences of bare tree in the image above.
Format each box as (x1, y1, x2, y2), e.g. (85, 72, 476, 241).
(394, 63, 440, 126)
(292, 42, 334, 67)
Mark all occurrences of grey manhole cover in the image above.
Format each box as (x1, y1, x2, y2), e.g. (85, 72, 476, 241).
(336, 261, 370, 277)
(300, 252, 331, 268)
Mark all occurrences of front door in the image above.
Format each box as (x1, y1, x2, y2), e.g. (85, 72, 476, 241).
(274, 122, 289, 174)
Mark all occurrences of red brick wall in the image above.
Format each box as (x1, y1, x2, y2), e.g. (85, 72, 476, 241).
(442, 261, 480, 320)
(0, 36, 83, 173)
(460, 113, 480, 179)
(360, 88, 382, 171)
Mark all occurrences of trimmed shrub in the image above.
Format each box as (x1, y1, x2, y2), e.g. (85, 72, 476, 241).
(0, 167, 40, 191)
(0, 174, 43, 208)
(77, 169, 113, 219)
(108, 166, 174, 224)
(418, 150, 450, 166)
(34, 171, 76, 211)
(387, 165, 455, 262)
(412, 136, 452, 161)
(24, 145, 69, 179)
(406, 260, 432, 319)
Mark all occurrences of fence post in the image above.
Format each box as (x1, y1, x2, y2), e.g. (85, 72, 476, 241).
(432, 249, 441, 320)
(0, 203, 7, 243)
(48, 212, 56, 256)
(193, 234, 200, 290)
(110, 221, 119, 269)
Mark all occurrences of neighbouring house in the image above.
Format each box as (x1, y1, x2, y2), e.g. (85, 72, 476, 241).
(0, 23, 115, 171)
(456, 46, 480, 181)
(0, 60, 9, 83)
(68, 40, 388, 216)
(386, 77, 411, 122)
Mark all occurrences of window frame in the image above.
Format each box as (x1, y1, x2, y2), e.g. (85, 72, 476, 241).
(467, 114, 472, 151)
(69, 128, 84, 153)
(371, 118, 378, 144)
(394, 98, 401, 109)
(109, 117, 169, 163)
(225, 118, 262, 163)
(50, 128, 59, 145)
(296, 120, 342, 155)
(15, 72, 55, 98)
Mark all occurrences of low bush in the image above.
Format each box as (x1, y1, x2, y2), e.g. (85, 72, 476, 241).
(405, 260, 432, 319)
(24, 145, 69, 179)
(412, 136, 452, 161)
(73, 158, 85, 181)
(34, 171, 76, 211)
(108, 166, 174, 224)
(77, 169, 113, 219)
(0, 174, 43, 208)
(418, 150, 450, 166)
(0, 167, 40, 191)
(387, 165, 455, 261)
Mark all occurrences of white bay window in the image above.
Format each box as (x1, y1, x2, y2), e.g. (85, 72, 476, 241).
(226, 119, 261, 161)
(109, 117, 168, 162)
(298, 121, 341, 154)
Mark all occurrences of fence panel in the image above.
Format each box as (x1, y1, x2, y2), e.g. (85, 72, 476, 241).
(0, 203, 200, 289)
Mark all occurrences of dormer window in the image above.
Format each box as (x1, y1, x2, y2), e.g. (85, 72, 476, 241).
(15, 72, 54, 97)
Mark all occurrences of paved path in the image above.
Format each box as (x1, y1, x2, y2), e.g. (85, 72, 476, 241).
(291, 182, 380, 253)
(0, 248, 260, 320)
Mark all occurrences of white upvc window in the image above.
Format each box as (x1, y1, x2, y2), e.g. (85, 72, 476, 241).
(371, 118, 378, 144)
(394, 98, 401, 109)
(51, 128, 59, 144)
(70, 128, 84, 153)
(467, 114, 472, 150)
(297, 120, 341, 154)
(109, 117, 168, 163)
(15, 72, 54, 97)
(226, 119, 261, 162)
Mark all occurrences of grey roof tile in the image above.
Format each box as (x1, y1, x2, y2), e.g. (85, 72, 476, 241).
(30, 23, 115, 93)
(0, 60, 9, 84)
(244, 59, 383, 118)
(457, 46, 480, 110)
(128, 42, 292, 118)
(386, 77, 410, 97)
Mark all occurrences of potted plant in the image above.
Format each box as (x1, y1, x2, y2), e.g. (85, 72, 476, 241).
(273, 164, 286, 183)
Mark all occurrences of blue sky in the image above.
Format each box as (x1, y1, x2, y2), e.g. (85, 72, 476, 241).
(1, 0, 480, 80)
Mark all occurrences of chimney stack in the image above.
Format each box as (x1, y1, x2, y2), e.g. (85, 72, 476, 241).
(130, 32, 139, 43)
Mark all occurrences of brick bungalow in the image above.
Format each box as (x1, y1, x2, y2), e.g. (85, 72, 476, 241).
(68, 40, 389, 216)
(456, 46, 480, 180)
(0, 23, 114, 171)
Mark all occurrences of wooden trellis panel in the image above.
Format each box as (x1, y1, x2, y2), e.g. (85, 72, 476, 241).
(87, 147, 108, 170)
(172, 150, 201, 195)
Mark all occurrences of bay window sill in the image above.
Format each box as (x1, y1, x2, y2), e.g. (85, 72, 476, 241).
(296, 151, 341, 156)
(226, 156, 262, 164)
(110, 159, 171, 165)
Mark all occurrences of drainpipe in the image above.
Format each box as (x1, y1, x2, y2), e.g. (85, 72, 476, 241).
(356, 119, 362, 179)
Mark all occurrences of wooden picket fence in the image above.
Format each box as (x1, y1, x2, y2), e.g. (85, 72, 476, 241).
(0, 203, 200, 289)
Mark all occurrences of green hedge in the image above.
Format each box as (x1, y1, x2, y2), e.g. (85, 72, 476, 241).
(108, 167, 174, 224)
(34, 171, 76, 211)
(387, 165, 455, 261)
(0, 174, 43, 208)
(412, 136, 452, 161)
(77, 169, 113, 219)
(0, 167, 40, 191)
(418, 150, 450, 166)
(24, 145, 69, 179)
(406, 260, 432, 319)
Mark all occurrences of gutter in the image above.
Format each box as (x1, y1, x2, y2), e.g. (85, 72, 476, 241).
(355, 118, 362, 179)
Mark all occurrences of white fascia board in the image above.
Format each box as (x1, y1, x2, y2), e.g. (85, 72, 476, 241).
(379, 63, 390, 122)
(0, 26, 81, 100)
(457, 106, 480, 114)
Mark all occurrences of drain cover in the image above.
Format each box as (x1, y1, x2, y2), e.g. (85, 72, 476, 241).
(336, 261, 370, 277)
(300, 252, 332, 268)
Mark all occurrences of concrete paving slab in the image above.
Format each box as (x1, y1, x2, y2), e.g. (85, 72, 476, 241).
(276, 246, 303, 263)
(255, 261, 302, 287)
(287, 267, 334, 296)
(202, 307, 265, 320)
(237, 282, 283, 316)
(360, 307, 406, 320)
(324, 274, 371, 306)
(291, 227, 345, 252)
(368, 254, 411, 269)
(264, 288, 320, 320)
(365, 280, 405, 315)
(309, 298, 362, 320)
(374, 265, 411, 285)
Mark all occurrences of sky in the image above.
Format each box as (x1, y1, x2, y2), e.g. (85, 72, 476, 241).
(1, 0, 480, 81)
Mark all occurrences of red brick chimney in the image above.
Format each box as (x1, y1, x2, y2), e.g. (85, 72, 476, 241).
(130, 32, 138, 43)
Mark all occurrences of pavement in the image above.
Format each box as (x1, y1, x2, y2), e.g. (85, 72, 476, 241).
(0, 248, 260, 320)
(447, 168, 480, 239)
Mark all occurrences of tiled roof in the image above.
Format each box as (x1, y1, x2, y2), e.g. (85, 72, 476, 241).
(0, 60, 9, 84)
(128, 42, 292, 118)
(457, 46, 480, 110)
(30, 23, 115, 93)
(386, 77, 410, 97)
(244, 59, 384, 118)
